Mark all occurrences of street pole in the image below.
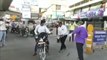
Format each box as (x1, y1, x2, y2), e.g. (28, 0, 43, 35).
(56, 5, 58, 20)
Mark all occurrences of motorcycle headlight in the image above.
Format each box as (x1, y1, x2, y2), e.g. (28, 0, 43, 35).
(40, 38, 43, 42)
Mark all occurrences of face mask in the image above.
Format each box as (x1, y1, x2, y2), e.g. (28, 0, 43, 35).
(41, 23, 45, 26)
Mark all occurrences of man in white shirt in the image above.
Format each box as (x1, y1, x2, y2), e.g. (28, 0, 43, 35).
(58, 22, 68, 52)
(0, 19, 7, 47)
(33, 19, 51, 56)
(34, 20, 51, 35)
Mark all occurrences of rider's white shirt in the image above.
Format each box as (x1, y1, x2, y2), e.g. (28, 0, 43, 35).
(34, 24, 51, 35)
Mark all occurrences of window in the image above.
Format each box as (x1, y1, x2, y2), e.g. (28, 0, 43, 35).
(56, 5, 61, 10)
(87, 19, 104, 30)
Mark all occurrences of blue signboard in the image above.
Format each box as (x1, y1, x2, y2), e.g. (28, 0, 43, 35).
(94, 31, 107, 42)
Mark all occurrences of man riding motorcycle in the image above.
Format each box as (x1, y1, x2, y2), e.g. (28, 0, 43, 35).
(33, 19, 51, 56)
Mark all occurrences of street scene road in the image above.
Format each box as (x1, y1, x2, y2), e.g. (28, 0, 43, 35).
(0, 0, 107, 60)
(0, 29, 107, 60)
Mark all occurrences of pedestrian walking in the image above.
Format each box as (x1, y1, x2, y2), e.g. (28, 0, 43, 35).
(0, 18, 7, 47)
(72, 21, 88, 60)
(58, 22, 68, 52)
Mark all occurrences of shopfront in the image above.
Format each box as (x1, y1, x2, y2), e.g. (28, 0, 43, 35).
(77, 6, 107, 54)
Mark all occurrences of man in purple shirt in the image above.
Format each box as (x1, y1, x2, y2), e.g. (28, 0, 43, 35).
(72, 21, 88, 60)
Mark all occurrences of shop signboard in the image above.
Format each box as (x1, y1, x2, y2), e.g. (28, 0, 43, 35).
(88, 8, 104, 18)
(94, 31, 107, 45)
(22, 11, 31, 18)
(86, 9, 97, 18)
(79, 12, 87, 18)
(21, 4, 31, 18)
(79, 8, 105, 18)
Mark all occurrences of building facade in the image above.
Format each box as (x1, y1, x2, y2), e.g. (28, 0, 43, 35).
(68, 0, 107, 30)
(42, 0, 74, 19)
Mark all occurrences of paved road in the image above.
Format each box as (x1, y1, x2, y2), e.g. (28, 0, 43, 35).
(0, 30, 107, 60)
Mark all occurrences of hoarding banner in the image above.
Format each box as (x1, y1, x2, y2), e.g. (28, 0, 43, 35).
(79, 8, 105, 18)
(22, 11, 31, 18)
(22, 5, 31, 18)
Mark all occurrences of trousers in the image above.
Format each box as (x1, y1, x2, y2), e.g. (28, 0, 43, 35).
(0, 31, 6, 46)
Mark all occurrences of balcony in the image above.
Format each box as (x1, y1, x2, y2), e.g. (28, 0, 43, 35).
(69, 0, 102, 10)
